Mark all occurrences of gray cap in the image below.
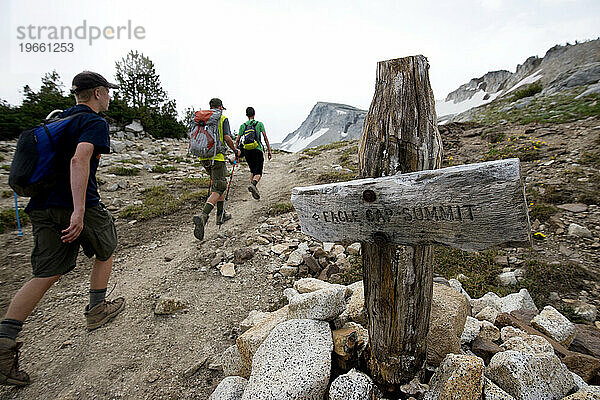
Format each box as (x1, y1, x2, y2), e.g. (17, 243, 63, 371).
(71, 71, 119, 93)
(209, 98, 226, 109)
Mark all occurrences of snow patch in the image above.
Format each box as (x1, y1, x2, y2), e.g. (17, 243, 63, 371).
(281, 128, 331, 152)
(505, 69, 543, 94)
(436, 90, 501, 118)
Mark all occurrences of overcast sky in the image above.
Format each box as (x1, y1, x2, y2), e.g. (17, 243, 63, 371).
(1, 0, 598, 142)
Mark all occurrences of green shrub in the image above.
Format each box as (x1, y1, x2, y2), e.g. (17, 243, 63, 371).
(316, 171, 355, 183)
(0, 208, 29, 234)
(182, 177, 210, 187)
(512, 82, 542, 100)
(119, 186, 206, 221)
(520, 259, 594, 308)
(151, 165, 177, 173)
(434, 247, 509, 299)
(107, 166, 140, 176)
(529, 203, 558, 222)
(268, 202, 295, 216)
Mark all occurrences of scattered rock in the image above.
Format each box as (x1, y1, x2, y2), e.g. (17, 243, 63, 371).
(500, 335, 554, 355)
(557, 203, 588, 213)
(570, 324, 600, 359)
(221, 344, 250, 378)
(428, 283, 470, 366)
(209, 376, 248, 400)
(240, 310, 271, 333)
(242, 319, 332, 400)
(483, 377, 516, 399)
(487, 351, 576, 400)
(154, 297, 186, 315)
(347, 281, 366, 326)
(478, 320, 501, 342)
(271, 243, 290, 255)
(498, 271, 518, 286)
(399, 376, 429, 398)
(346, 243, 361, 255)
(424, 354, 484, 400)
(574, 302, 598, 322)
(234, 248, 255, 264)
(568, 223, 593, 239)
(472, 337, 503, 365)
(500, 289, 539, 315)
(461, 316, 482, 344)
(183, 356, 208, 379)
(562, 353, 600, 384)
(287, 287, 347, 321)
(332, 322, 368, 371)
(279, 265, 298, 277)
(476, 306, 500, 324)
(293, 278, 347, 295)
(494, 255, 509, 266)
(329, 368, 381, 400)
(220, 263, 236, 277)
(236, 306, 289, 371)
(531, 305, 577, 347)
(303, 255, 322, 276)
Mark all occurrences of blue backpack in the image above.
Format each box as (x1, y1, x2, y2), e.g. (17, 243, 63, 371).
(9, 110, 89, 197)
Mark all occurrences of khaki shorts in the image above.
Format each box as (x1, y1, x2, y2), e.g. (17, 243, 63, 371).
(27, 204, 118, 278)
(201, 160, 228, 195)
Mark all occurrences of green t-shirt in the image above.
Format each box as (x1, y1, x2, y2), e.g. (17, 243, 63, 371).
(239, 120, 265, 151)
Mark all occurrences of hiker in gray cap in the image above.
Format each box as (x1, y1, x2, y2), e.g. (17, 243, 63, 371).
(192, 98, 241, 241)
(0, 71, 124, 386)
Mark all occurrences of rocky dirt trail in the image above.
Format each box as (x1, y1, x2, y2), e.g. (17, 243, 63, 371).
(0, 146, 319, 399)
(0, 116, 599, 399)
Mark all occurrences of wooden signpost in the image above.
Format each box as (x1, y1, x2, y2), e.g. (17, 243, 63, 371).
(290, 55, 531, 392)
(291, 158, 531, 251)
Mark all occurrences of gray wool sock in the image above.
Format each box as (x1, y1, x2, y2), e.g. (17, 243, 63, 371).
(89, 288, 107, 309)
(0, 319, 23, 341)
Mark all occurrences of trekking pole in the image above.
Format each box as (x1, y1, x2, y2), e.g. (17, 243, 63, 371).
(13, 192, 23, 237)
(219, 157, 237, 227)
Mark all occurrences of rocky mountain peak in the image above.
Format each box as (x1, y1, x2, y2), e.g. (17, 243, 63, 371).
(277, 102, 366, 152)
(437, 38, 600, 121)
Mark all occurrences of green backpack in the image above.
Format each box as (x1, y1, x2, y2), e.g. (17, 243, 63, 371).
(241, 120, 260, 150)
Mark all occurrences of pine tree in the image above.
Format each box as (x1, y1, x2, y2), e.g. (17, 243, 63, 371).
(115, 50, 166, 109)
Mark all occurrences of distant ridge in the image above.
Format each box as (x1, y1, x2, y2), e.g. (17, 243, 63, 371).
(436, 39, 600, 122)
(277, 102, 366, 152)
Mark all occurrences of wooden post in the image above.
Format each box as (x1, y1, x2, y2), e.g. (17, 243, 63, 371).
(290, 56, 531, 393)
(359, 55, 441, 389)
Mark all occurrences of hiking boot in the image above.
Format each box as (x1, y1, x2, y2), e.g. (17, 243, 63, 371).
(0, 338, 30, 386)
(248, 184, 260, 200)
(193, 213, 209, 240)
(216, 212, 232, 226)
(85, 297, 125, 331)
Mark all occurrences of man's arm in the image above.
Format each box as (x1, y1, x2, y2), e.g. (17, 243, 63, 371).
(236, 124, 243, 147)
(61, 142, 94, 243)
(262, 129, 272, 160)
(224, 135, 240, 158)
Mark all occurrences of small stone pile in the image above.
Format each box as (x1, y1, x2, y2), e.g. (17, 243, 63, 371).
(208, 276, 600, 400)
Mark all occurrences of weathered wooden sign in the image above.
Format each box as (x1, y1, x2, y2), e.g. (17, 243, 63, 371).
(291, 158, 531, 252)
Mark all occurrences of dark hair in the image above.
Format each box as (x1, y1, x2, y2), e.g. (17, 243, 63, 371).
(246, 107, 255, 118)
